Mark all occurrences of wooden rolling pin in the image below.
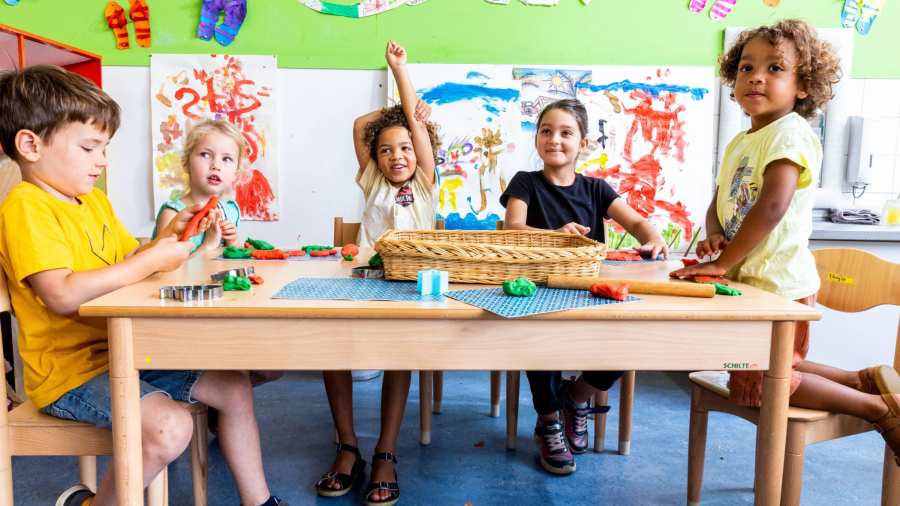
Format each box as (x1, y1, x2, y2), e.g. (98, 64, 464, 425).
(546, 275, 715, 298)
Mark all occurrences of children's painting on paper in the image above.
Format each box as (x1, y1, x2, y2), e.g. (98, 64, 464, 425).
(391, 64, 713, 249)
(150, 54, 280, 221)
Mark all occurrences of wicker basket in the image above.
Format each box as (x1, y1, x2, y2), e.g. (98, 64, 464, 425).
(373, 229, 606, 285)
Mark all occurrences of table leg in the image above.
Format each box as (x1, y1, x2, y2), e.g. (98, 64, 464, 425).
(419, 371, 433, 445)
(754, 321, 794, 506)
(110, 317, 144, 505)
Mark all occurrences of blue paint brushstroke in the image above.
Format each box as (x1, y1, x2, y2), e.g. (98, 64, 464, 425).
(576, 79, 708, 101)
(438, 212, 501, 230)
(521, 120, 536, 131)
(466, 71, 490, 80)
(420, 82, 520, 106)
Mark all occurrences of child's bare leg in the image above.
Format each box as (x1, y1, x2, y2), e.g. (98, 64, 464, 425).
(192, 371, 270, 506)
(322, 370, 357, 489)
(790, 372, 886, 421)
(795, 360, 861, 390)
(370, 370, 411, 501)
(92, 394, 194, 506)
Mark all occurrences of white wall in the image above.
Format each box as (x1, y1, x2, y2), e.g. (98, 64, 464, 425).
(103, 66, 386, 245)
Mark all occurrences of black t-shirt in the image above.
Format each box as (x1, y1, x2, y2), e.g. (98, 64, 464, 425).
(499, 170, 620, 243)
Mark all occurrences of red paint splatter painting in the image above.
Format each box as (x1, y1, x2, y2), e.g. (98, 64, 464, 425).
(151, 54, 279, 221)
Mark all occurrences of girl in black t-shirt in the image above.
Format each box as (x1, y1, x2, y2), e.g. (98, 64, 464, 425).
(500, 99, 668, 476)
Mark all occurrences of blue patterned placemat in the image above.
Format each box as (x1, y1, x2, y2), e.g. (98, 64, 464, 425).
(272, 277, 441, 301)
(444, 287, 637, 318)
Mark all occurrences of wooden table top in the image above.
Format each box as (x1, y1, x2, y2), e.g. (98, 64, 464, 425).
(80, 251, 821, 322)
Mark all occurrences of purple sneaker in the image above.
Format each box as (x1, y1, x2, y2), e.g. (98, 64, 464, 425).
(533, 421, 576, 475)
(197, 0, 224, 41)
(561, 379, 610, 453)
(214, 0, 247, 47)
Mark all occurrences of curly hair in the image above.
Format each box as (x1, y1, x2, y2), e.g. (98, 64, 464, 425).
(719, 19, 842, 120)
(364, 105, 440, 162)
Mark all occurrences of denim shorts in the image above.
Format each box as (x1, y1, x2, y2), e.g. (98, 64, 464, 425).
(41, 370, 202, 429)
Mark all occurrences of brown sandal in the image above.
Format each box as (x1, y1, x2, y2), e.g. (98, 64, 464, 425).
(859, 365, 900, 395)
(873, 393, 900, 467)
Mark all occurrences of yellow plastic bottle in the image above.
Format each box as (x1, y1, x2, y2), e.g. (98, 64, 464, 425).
(883, 197, 900, 226)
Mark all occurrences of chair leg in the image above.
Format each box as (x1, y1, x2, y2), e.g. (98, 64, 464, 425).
(433, 370, 444, 414)
(781, 422, 807, 506)
(882, 445, 900, 506)
(191, 406, 209, 506)
(0, 435, 12, 506)
(490, 371, 502, 418)
(593, 389, 609, 453)
(419, 371, 433, 445)
(78, 455, 98, 492)
(618, 370, 635, 455)
(146, 467, 166, 506)
(506, 370, 520, 450)
(687, 385, 709, 506)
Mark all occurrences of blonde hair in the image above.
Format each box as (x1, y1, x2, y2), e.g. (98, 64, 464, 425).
(181, 119, 247, 174)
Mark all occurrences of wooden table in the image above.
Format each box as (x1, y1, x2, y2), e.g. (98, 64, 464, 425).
(80, 255, 820, 505)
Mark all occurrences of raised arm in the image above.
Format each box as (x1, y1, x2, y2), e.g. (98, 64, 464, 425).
(386, 41, 435, 183)
(353, 109, 383, 175)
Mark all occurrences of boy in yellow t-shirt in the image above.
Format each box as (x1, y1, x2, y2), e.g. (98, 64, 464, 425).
(0, 66, 285, 506)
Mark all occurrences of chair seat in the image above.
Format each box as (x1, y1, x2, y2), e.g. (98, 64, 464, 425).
(6, 399, 207, 456)
(689, 371, 833, 422)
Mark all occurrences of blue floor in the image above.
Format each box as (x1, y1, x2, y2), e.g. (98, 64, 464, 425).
(13, 371, 888, 505)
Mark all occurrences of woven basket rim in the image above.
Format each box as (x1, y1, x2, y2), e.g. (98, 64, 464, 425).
(374, 228, 604, 251)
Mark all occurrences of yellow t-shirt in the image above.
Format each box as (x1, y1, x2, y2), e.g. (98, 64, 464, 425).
(0, 183, 139, 408)
(356, 160, 436, 248)
(716, 112, 821, 300)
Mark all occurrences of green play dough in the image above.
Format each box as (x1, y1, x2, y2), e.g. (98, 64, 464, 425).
(503, 277, 537, 297)
(303, 244, 334, 254)
(223, 275, 251, 291)
(245, 238, 274, 250)
(223, 245, 253, 259)
(368, 253, 383, 267)
(714, 283, 742, 296)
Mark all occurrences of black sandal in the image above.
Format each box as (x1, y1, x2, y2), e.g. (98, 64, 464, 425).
(364, 451, 400, 506)
(315, 442, 366, 497)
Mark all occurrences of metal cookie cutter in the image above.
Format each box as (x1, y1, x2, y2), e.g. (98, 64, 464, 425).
(351, 266, 384, 279)
(159, 284, 223, 302)
(210, 267, 255, 282)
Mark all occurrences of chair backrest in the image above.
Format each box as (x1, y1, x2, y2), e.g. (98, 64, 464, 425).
(813, 248, 900, 369)
(333, 217, 361, 247)
(813, 248, 899, 313)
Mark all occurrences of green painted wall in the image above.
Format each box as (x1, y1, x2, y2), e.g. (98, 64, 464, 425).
(1, 0, 897, 77)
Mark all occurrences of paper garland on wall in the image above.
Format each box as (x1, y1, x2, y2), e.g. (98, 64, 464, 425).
(300, 0, 590, 17)
(688, 0, 738, 21)
(300, 0, 422, 17)
(841, 0, 886, 35)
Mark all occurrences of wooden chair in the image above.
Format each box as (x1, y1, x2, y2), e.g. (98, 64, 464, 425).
(0, 266, 210, 505)
(333, 217, 504, 445)
(686, 248, 900, 505)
